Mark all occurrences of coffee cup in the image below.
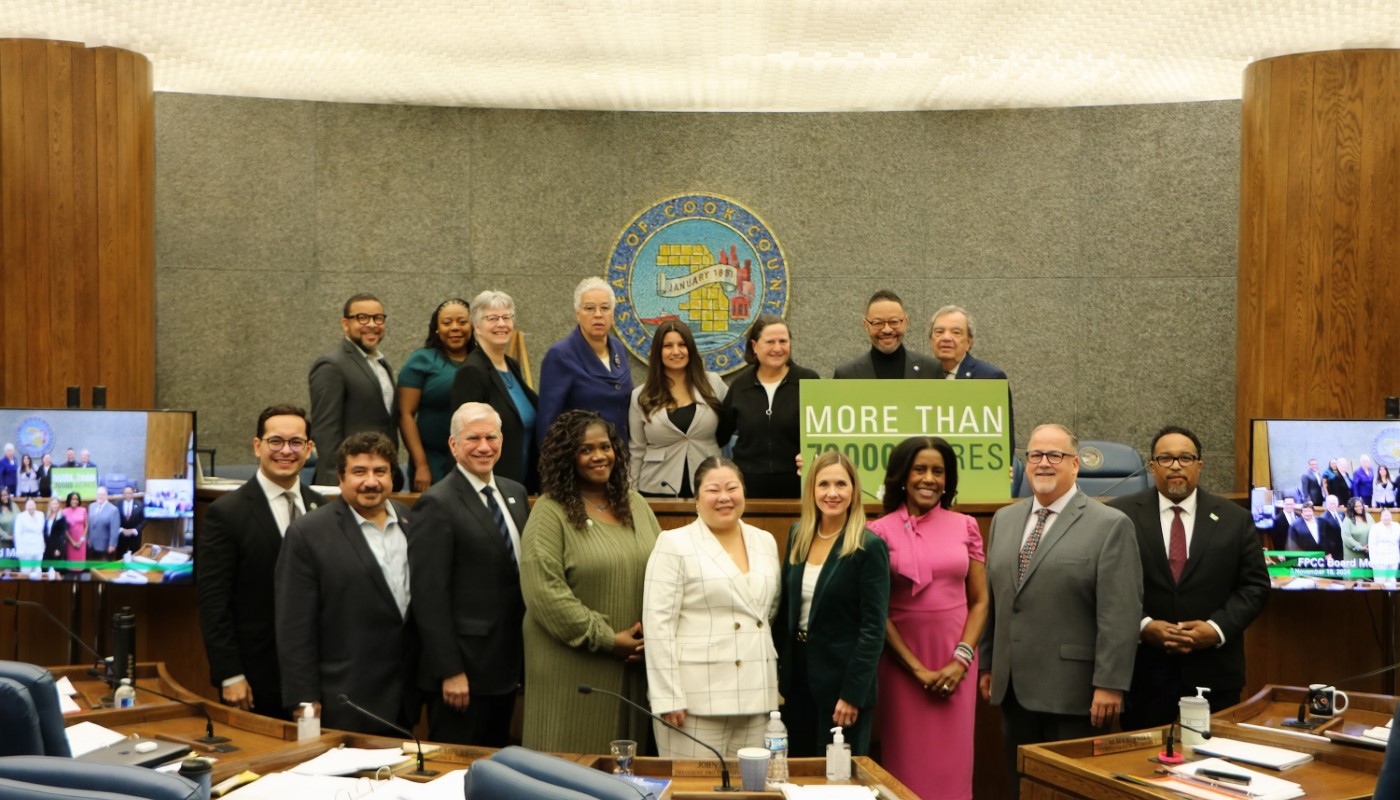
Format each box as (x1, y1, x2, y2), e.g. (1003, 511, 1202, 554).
(1308, 683, 1349, 717)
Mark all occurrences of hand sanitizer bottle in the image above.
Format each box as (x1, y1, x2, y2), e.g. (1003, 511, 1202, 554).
(297, 702, 320, 741)
(826, 727, 851, 781)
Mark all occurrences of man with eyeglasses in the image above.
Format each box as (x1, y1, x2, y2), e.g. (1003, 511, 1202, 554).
(197, 404, 322, 718)
(979, 423, 1141, 799)
(408, 403, 528, 745)
(832, 289, 942, 380)
(1107, 425, 1268, 731)
(309, 293, 402, 488)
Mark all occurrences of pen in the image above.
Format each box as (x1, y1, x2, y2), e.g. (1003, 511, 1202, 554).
(1197, 767, 1252, 785)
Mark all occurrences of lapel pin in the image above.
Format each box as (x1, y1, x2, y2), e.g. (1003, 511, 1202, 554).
(1209, 513, 1219, 521)
(507, 497, 516, 504)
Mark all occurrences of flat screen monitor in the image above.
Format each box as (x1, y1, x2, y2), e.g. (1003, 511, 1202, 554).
(1248, 417, 1400, 591)
(0, 408, 196, 584)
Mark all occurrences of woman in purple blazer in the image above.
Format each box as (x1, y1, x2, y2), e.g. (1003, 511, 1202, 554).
(535, 277, 635, 443)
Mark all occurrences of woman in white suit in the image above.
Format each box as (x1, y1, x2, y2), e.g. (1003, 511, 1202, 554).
(629, 320, 727, 498)
(643, 456, 781, 757)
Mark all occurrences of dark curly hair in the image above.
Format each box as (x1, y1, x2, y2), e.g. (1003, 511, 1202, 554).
(423, 297, 475, 358)
(538, 410, 633, 530)
(882, 436, 959, 513)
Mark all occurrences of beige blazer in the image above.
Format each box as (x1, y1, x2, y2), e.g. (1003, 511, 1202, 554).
(627, 372, 727, 496)
(643, 518, 780, 716)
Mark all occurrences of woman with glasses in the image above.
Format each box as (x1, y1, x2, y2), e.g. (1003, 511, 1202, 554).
(398, 298, 474, 492)
(1341, 496, 1372, 565)
(717, 315, 819, 499)
(450, 290, 539, 491)
(628, 320, 726, 498)
(867, 436, 987, 800)
(535, 277, 634, 445)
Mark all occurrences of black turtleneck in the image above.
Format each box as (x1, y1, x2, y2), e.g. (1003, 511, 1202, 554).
(870, 345, 906, 380)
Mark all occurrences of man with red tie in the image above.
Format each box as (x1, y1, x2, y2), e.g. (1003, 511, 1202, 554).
(1108, 426, 1269, 730)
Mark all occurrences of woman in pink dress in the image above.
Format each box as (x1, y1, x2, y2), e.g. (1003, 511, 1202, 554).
(867, 436, 988, 800)
(61, 491, 89, 569)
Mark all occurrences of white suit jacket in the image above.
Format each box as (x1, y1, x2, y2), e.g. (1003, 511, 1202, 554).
(643, 518, 780, 716)
(628, 373, 728, 496)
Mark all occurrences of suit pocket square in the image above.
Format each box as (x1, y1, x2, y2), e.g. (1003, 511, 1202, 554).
(1058, 643, 1095, 662)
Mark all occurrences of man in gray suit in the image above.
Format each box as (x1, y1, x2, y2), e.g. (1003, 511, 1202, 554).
(832, 289, 941, 379)
(308, 294, 401, 489)
(978, 423, 1142, 798)
(86, 486, 122, 561)
(409, 402, 529, 746)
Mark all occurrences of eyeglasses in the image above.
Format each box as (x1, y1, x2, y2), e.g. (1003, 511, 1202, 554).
(262, 437, 309, 453)
(1151, 454, 1200, 468)
(580, 304, 613, 316)
(482, 313, 514, 324)
(864, 317, 907, 330)
(1026, 450, 1072, 465)
(346, 314, 387, 325)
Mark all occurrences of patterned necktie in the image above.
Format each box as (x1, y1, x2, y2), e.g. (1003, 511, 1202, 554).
(1169, 506, 1187, 582)
(1018, 508, 1052, 584)
(481, 486, 516, 566)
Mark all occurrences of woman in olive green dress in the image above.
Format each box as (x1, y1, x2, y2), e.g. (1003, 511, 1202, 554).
(521, 409, 662, 753)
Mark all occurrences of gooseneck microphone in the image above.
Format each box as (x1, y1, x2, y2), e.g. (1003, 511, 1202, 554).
(337, 694, 438, 777)
(659, 481, 683, 500)
(1158, 720, 1212, 764)
(4, 597, 102, 664)
(127, 682, 236, 750)
(577, 684, 736, 791)
(1284, 661, 1400, 729)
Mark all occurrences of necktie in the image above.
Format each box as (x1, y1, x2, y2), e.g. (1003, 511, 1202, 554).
(481, 486, 516, 566)
(285, 491, 301, 532)
(1018, 508, 1052, 584)
(1169, 506, 1187, 582)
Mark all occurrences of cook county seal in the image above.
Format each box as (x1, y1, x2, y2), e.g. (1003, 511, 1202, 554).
(1078, 445, 1104, 470)
(13, 416, 54, 460)
(606, 193, 790, 374)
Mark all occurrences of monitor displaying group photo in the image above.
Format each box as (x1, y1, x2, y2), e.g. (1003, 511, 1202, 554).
(0, 408, 196, 585)
(1248, 417, 1400, 591)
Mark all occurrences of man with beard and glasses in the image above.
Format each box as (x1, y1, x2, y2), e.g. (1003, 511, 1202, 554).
(832, 289, 941, 380)
(1108, 426, 1268, 730)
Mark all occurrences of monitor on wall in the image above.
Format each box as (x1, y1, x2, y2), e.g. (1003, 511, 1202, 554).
(0, 408, 196, 584)
(1248, 417, 1400, 591)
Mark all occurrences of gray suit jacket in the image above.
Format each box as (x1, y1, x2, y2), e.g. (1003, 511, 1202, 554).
(832, 348, 942, 379)
(979, 488, 1142, 716)
(308, 338, 398, 485)
(87, 501, 121, 554)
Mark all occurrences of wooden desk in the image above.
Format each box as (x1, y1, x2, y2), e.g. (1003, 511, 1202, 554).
(1019, 685, 1391, 799)
(56, 663, 919, 798)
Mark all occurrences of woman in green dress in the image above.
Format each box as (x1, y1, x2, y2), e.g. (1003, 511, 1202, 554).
(1341, 495, 1372, 566)
(521, 409, 661, 753)
(397, 298, 473, 491)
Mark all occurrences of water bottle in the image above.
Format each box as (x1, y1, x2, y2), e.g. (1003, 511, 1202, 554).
(114, 678, 136, 708)
(764, 710, 788, 786)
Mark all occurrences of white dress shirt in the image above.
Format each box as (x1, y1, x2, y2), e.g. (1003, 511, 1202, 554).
(255, 470, 307, 536)
(458, 464, 522, 559)
(349, 503, 410, 618)
(353, 338, 395, 414)
(1142, 489, 1224, 644)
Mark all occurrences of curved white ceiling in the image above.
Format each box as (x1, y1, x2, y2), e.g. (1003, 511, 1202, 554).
(8, 1, 1400, 111)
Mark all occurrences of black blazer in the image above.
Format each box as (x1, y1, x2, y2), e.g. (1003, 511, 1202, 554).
(276, 497, 418, 734)
(774, 526, 890, 711)
(1300, 471, 1325, 506)
(1107, 489, 1269, 696)
(409, 469, 529, 695)
(117, 498, 145, 533)
(449, 347, 540, 492)
(36, 465, 53, 499)
(832, 347, 942, 379)
(308, 339, 398, 485)
(196, 479, 324, 714)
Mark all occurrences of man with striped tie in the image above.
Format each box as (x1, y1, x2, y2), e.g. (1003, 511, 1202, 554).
(978, 423, 1142, 799)
(408, 402, 529, 745)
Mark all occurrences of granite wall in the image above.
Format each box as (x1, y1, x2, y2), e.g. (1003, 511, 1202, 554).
(154, 95, 1241, 489)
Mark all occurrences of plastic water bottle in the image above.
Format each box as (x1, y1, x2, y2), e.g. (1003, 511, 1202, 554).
(764, 710, 788, 786)
(114, 678, 136, 708)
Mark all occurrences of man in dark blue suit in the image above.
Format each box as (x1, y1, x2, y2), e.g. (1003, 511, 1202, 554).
(1301, 459, 1325, 506)
(929, 305, 1013, 443)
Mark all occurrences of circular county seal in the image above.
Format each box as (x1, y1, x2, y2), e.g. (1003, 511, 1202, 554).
(13, 416, 55, 460)
(1078, 445, 1104, 470)
(1372, 428, 1400, 471)
(607, 193, 790, 374)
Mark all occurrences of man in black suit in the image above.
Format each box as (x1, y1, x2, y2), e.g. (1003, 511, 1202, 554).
(1271, 496, 1299, 551)
(196, 404, 321, 718)
(1301, 459, 1325, 506)
(308, 293, 401, 489)
(1287, 503, 1324, 551)
(37, 454, 53, 499)
(277, 431, 416, 735)
(114, 486, 146, 558)
(1318, 495, 1345, 560)
(1109, 426, 1269, 729)
(409, 402, 529, 745)
(832, 289, 941, 379)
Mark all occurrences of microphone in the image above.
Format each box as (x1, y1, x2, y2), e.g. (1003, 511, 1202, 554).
(1090, 463, 1151, 498)
(1284, 661, 1400, 729)
(125, 681, 237, 751)
(1158, 720, 1212, 764)
(337, 694, 437, 776)
(4, 597, 103, 665)
(659, 481, 683, 500)
(577, 684, 736, 791)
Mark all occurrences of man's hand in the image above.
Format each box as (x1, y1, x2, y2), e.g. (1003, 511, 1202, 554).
(832, 699, 859, 727)
(1090, 688, 1123, 729)
(978, 673, 993, 701)
(1175, 620, 1222, 651)
(221, 678, 254, 711)
(1142, 620, 1195, 653)
(442, 673, 470, 710)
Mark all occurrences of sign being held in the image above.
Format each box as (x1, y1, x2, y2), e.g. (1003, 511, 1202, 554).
(801, 380, 1012, 503)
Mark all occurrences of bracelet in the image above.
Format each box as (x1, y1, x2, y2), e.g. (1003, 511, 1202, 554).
(952, 642, 975, 667)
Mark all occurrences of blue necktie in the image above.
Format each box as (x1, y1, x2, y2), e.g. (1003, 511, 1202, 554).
(481, 486, 516, 566)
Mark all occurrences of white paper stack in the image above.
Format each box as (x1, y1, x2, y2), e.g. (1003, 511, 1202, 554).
(1169, 758, 1304, 800)
(1189, 737, 1313, 770)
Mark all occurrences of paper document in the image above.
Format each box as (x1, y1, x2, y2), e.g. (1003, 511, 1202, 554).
(64, 721, 126, 757)
(1190, 737, 1313, 770)
(54, 676, 77, 695)
(289, 747, 411, 776)
(1170, 758, 1304, 799)
(779, 786, 877, 800)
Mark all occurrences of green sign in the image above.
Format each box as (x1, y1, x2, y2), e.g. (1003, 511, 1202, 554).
(800, 380, 1012, 503)
(51, 467, 99, 501)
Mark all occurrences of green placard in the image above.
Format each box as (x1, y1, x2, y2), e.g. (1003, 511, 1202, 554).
(51, 467, 99, 501)
(800, 379, 1012, 503)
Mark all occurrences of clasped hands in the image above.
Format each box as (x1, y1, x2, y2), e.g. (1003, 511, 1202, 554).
(612, 621, 645, 663)
(1142, 619, 1220, 653)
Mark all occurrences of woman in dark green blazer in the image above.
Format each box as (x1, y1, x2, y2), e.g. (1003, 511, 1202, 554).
(775, 450, 891, 757)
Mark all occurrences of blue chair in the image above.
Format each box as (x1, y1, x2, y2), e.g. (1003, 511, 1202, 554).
(466, 747, 649, 800)
(0, 756, 200, 800)
(1074, 440, 1149, 497)
(0, 662, 71, 757)
(1374, 701, 1400, 798)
